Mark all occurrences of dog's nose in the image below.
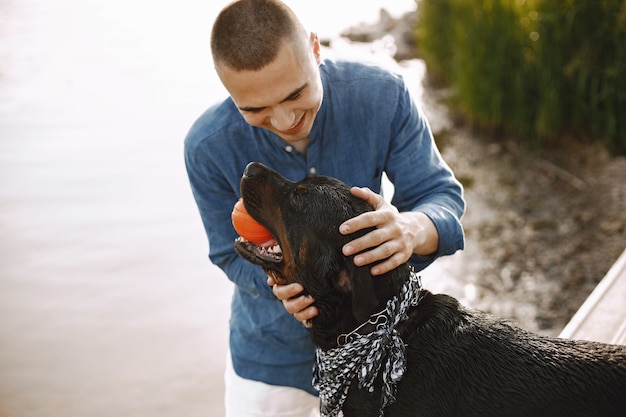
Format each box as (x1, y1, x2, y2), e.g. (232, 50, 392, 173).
(243, 162, 265, 178)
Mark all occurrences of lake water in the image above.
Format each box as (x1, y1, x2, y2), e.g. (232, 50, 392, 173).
(0, 1, 461, 416)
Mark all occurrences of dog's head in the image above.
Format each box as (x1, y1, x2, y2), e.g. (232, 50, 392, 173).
(234, 162, 408, 348)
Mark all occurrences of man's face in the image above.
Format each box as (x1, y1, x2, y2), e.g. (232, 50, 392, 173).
(216, 34, 323, 146)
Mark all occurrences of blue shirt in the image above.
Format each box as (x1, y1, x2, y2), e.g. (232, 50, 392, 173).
(184, 59, 465, 395)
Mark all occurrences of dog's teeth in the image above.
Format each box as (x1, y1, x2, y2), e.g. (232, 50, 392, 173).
(249, 241, 283, 263)
(265, 245, 281, 254)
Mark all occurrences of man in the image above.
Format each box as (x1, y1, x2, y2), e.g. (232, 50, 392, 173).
(184, 1, 465, 415)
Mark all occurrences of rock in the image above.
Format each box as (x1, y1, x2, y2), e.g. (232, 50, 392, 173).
(340, 9, 418, 61)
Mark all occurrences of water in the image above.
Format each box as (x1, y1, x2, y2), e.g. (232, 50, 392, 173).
(0, 1, 425, 416)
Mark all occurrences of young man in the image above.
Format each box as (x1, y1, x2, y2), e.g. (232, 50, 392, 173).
(184, 1, 465, 415)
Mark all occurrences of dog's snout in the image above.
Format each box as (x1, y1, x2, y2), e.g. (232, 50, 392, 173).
(243, 162, 266, 178)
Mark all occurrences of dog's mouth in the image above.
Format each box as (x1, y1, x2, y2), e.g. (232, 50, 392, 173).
(235, 236, 283, 264)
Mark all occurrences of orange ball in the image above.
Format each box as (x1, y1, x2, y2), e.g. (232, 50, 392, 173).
(231, 198, 273, 243)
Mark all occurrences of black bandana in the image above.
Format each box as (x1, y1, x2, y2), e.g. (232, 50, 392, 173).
(312, 272, 422, 417)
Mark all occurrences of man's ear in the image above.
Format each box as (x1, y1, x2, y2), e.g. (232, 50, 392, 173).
(345, 259, 379, 324)
(310, 32, 321, 65)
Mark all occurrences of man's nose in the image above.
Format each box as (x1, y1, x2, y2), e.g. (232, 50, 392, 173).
(270, 107, 295, 131)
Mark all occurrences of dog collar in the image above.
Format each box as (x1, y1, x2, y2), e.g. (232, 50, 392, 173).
(313, 271, 423, 417)
(336, 306, 391, 346)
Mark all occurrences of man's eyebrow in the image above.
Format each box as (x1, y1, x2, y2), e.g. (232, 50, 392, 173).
(238, 83, 308, 112)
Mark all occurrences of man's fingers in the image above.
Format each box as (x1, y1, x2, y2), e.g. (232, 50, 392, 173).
(349, 186, 385, 208)
(269, 280, 318, 322)
(370, 252, 406, 276)
(283, 295, 316, 316)
(272, 282, 304, 300)
(294, 305, 318, 322)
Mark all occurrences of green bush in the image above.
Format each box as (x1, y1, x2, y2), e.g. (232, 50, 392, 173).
(415, 0, 626, 152)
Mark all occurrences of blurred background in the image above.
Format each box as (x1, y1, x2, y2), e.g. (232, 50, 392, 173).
(0, 1, 416, 416)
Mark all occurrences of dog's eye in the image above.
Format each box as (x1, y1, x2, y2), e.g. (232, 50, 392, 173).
(290, 185, 309, 210)
(294, 184, 308, 194)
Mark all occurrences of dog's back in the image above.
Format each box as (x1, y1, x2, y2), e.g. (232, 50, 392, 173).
(342, 291, 626, 417)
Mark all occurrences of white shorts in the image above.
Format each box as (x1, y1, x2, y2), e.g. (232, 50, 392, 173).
(224, 355, 321, 417)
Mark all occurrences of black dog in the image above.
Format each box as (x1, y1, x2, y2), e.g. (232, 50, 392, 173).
(234, 162, 626, 417)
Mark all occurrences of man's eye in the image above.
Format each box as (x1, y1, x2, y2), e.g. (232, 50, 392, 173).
(241, 107, 263, 114)
(289, 91, 303, 101)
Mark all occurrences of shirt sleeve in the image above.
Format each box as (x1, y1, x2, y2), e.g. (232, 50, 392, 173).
(184, 129, 274, 299)
(385, 78, 465, 270)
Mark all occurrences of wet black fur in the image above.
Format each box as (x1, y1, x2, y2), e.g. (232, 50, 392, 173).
(235, 162, 626, 417)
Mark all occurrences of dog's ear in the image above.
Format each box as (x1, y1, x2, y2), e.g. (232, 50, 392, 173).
(345, 259, 379, 324)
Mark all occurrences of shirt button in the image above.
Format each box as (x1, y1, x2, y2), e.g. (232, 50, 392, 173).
(309, 167, 317, 175)
(285, 145, 293, 152)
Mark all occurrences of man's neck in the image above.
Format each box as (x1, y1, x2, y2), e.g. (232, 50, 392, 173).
(292, 136, 310, 155)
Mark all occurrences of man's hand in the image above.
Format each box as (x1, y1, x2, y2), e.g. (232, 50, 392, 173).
(267, 276, 317, 327)
(339, 186, 439, 275)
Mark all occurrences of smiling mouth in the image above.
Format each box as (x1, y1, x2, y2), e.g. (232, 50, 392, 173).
(281, 113, 306, 135)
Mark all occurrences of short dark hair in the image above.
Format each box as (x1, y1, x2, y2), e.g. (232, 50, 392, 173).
(211, 0, 305, 71)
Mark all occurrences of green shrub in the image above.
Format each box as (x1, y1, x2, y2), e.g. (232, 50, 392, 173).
(415, 0, 626, 152)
